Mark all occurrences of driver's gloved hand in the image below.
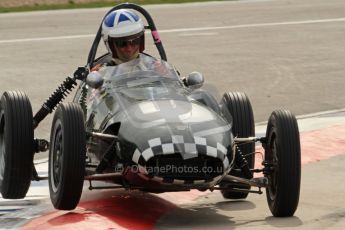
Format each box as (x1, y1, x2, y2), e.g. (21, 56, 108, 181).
(74, 67, 89, 80)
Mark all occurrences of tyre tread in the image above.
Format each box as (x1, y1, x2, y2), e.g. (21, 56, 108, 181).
(0, 91, 33, 199)
(49, 103, 86, 210)
(266, 109, 301, 216)
(220, 92, 255, 199)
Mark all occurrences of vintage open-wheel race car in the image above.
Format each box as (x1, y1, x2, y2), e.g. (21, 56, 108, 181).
(0, 3, 301, 217)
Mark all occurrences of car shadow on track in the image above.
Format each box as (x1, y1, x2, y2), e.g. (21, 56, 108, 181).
(155, 200, 252, 229)
(20, 189, 303, 229)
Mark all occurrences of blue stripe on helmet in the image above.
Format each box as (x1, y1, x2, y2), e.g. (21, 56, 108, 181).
(104, 12, 116, 27)
(118, 13, 131, 23)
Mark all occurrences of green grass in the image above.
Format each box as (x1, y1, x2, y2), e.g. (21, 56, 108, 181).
(0, 0, 229, 13)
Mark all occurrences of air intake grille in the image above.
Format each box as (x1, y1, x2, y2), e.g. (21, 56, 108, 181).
(146, 154, 224, 180)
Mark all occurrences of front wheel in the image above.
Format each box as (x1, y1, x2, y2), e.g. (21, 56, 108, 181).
(0, 91, 34, 199)
(265, 110, 301, 217)
(49, 103, 86, 210)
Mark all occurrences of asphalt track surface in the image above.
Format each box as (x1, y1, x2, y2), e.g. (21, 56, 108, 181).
(0, 0, 345, 229)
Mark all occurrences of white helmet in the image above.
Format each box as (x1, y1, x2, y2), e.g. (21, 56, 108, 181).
(102, 9, 145, 57)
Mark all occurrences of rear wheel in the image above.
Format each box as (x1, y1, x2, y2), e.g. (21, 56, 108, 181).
(265, 110, 301, 217)
(49, 103, 86, 210)
(0, 91, 34, 199)
(220, 92, 255, 199)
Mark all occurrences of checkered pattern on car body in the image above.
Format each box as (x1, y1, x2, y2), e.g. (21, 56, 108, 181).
(131, 135, 233, 184)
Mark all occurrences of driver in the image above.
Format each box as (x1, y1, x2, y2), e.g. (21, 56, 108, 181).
(92, 9, 147, 71)
(89, 8, 180, 83)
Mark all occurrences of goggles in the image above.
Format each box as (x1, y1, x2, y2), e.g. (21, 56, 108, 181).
(113, 37, 141, 48)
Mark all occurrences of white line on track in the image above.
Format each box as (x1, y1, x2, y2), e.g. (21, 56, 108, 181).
(178, 32, 218, 37)
(1, 17, 345, 44)
(0, 34, 94, 44)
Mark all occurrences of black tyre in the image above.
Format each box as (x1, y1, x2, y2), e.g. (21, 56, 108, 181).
(0, 91, 34, 199)
(220, 92, 255, 199)
(265, 110, 301, 217)
(49, 103, 86, 210)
